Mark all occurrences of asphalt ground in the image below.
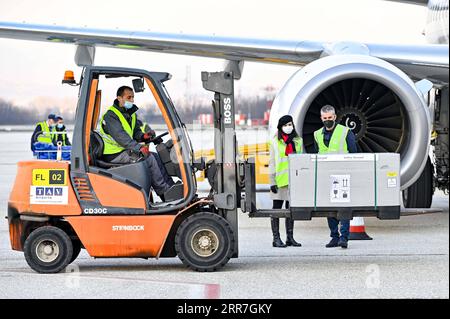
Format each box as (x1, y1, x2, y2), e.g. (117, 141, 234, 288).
(0, 131, 448, 299)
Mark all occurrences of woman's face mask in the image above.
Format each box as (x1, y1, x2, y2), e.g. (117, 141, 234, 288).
(282, 123, 294, 135)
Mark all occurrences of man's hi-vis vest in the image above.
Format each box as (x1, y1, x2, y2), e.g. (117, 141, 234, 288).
(100, 106, 136, 155)
(314, 124, 349, 154)
(36, 121, 54, 144)
(52, 130, 69, 146)
(271, 136, 303, 188)
(140, 122, 148, 133)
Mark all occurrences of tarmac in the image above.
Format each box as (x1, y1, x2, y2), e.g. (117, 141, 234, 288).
(0, 131, 448, 299)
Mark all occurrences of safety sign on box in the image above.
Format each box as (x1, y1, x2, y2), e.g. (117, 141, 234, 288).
(330, 174, 351, 203)
(30, 169, 68, 205)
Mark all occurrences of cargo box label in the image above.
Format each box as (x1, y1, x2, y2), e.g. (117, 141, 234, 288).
(330, 175, 351, 203)
(387, 178, 397, 188)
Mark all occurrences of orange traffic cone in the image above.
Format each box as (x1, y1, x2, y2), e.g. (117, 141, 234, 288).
(349, 217, 372, 240)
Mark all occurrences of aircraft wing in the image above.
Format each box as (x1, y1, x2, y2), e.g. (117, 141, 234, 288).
(0, 21, 448, 85)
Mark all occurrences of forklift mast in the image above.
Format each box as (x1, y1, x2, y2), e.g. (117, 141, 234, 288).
(201, 71, 239, 257)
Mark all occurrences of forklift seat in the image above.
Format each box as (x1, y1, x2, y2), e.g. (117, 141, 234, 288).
(89, 130, 152, 198)
(89, 131, 183, 204)
(89, 131, 122, 169)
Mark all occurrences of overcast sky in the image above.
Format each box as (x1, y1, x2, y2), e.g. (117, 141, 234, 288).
(0, 0, 427, 109)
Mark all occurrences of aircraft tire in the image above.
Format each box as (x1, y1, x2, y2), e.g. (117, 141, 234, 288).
(403, 157, 434, 208)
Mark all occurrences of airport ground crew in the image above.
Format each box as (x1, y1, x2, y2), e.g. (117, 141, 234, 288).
(30, 113, 57, 151)
(52, 116, 71, 146)
(313, 104, 358, 249)
(100, 85, 171, 200)
(269, 115, 302, 248)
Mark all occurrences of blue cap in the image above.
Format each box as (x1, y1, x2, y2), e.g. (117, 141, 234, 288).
(48, 113, 57, 120)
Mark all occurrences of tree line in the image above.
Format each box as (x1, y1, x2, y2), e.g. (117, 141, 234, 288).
(0, 96, 272, 125)
(141, 95, 271, 124)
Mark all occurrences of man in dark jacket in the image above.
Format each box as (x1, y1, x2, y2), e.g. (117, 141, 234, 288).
(99, 86, 171, 200)
(312, 105, 358, 249)
(31, 113, 57, 151)
(53, 116, 71, 146)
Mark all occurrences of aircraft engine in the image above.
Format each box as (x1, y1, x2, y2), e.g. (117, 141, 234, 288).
(269, 54, 431, 190)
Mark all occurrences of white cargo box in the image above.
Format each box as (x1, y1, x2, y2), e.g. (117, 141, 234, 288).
(288, 153, 400, 220)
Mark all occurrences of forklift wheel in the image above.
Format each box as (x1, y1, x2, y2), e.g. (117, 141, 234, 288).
(175, 212, 235, 272)
(70, 240, 82, 264)
(24, 226, 73, 273)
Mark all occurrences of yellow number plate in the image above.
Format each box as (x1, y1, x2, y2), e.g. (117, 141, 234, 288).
(32, 169, 67, 186)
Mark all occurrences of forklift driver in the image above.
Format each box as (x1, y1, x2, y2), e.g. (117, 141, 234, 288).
(99, 86, 171, 200)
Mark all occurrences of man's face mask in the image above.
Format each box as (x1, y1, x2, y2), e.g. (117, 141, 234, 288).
(321, 113, 336, 129)
(123, 101, 134, 110)
(323, 120, 335, 129)
(57, 123, 64, 129)
(282, 123, 294, 135)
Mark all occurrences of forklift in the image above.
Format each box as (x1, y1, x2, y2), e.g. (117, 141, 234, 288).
(7, 66, 401, 273)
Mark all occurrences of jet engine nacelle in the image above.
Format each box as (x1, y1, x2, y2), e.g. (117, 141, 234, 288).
(269, 54, 431, 189)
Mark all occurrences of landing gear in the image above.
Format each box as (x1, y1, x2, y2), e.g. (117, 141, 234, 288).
(403, 157, 434, 208)
(175, 212, 235, 272)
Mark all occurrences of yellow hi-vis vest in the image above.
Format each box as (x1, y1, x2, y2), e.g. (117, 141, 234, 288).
(36, 121, 54, 144)
(100, 106, 136, 155)
(52, 129, 69, 146)
(271, 136, 303, 188)
(314, 124, 349, 154)
(140, 122, 148, 133)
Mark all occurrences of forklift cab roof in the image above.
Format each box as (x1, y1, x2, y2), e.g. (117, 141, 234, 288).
(88, 66, 172, 83)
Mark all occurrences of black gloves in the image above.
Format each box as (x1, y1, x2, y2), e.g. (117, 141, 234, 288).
(270, 185, 278, 194)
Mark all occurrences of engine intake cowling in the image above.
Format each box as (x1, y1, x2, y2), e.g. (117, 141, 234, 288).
(269, 54, 431, 189)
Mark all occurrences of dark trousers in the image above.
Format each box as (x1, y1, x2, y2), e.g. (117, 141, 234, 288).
(152, 152, 174, 186)
(271, 200, 295, 238)
(273, 200, 289, 210)
(110, 151, 170, 196)
(327, 217, 350, 240)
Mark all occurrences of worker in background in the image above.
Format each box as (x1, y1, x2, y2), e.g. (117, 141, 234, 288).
(31, 113, 57, 151)
(269, 115, 302, 248)
(313, 104, 358, 249)
(100, 86, 171, 200)
(53, 116, 71, 146)
(136, 118, 174, 186)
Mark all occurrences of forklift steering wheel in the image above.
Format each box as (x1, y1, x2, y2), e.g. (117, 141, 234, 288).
(149, 131, 169, 144)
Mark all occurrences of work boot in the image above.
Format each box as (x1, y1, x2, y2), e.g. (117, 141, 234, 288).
(271, 218, 287, 248)
(338, 237, 348, 249)
(285, 218, 301, 247)
(325, 238, 339, 248)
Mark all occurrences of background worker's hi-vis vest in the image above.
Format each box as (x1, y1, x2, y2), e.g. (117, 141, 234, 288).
(314, 124, 350, 154)
(52, 130, 69, 146)
(271, 136, 303, 188)
(100, 106, 136, 155)
(36, 121, 54, 144)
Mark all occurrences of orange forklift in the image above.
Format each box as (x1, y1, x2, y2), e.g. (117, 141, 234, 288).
(7, 66, 402, 274)
(8, 67, 245, 273)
